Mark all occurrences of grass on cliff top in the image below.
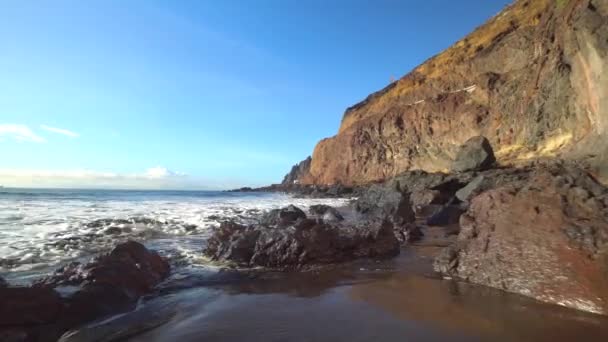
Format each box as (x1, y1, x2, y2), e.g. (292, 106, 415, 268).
(413, 0, 550, 80)
(556, 0, 569, 9)
(340, 0, 553, 132)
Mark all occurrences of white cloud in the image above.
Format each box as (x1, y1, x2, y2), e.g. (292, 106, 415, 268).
(40, 125, 80, 138)
(0, 124, 46, 143)
(0, 167, 192, 189)
(145, 166, 186, 179)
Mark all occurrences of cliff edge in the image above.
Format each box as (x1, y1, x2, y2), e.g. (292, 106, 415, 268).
(295, 0, 608, 185)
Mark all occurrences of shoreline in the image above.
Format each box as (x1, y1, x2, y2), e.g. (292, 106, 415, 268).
(3, 158, 608, 341)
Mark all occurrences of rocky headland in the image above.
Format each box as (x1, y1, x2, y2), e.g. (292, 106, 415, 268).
(250, 0, 608, 317)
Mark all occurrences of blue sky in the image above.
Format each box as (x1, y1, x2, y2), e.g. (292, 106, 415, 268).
(0, 0, 511, 189)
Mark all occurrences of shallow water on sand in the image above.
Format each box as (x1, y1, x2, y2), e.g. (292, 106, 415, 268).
(62, 248, 608, 342)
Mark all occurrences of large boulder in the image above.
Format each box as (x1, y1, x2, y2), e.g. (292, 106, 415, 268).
(434, 165, 608, 315)
(204, 217, 400, 269)
(308, 204, 344, 222)
(1, 241, 170, 342)
(38, 241, 170, 296)
(355, 184, 415, 227)
(0, 286, 64, 326)
(451, 136, 496, 172)
(355, 184, 418, 243)
(260, 205, 307, 227)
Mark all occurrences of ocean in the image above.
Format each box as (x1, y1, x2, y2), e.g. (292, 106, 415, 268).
(0, 188, 348, 284)
(3, 188, 608, 341)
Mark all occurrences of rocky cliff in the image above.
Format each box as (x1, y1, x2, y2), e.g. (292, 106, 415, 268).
(296, 0, 608, 185)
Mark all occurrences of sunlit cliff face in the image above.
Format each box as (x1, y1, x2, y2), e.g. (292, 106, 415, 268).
(297, 0, 608, 186)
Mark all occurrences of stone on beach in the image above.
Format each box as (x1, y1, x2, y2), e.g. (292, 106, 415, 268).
(0, 241, 170, 342)
(451, 136, 496, 173)
(204, 206, 400, 268)
(434, 164, 608, 315)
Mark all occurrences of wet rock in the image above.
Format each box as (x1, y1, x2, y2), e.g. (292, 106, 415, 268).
(355, 184, 418, 244)
(39, 241, 170, 294)
(355, 184, 415, 226)
(434, 165, 608, 315)
(426, 204, 466, 226)
(0, 286, 64, 326)
(33, 240, 170, 332)
(308, 205, 344, 221)
(451, 136, 496, 173)
(204, 218, 399, 269)
(260, 205, 307, 227)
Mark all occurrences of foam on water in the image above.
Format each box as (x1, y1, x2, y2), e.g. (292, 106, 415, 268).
(0, 189, 349, 282)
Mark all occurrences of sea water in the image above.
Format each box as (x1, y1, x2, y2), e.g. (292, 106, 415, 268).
(0, 188, 348, 283)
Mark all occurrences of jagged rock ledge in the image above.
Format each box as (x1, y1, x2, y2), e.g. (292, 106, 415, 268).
(0, 241, 170, 342)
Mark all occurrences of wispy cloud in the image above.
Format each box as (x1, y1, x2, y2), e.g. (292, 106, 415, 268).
(0, 124, 46, 143)
(0, 167, 193, 189)
(144, 166, 186, 179)
(40, 125, 80, 138)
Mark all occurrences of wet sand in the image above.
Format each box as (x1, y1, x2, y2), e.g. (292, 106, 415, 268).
(61, 245, 608, 342)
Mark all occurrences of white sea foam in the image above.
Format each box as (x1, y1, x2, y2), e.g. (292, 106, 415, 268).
(0, 190, 349, 282)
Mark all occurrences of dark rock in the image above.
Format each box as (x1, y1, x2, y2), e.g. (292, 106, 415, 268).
(0, 276, 6, 288)
(204, 222, 260, 264)
(355, 184, 415, 227)
(355, 183, 417, 243)
(0, 242, 170, 342)
(203, 218, 399, 269)
(434, 164, 608, 315)
(260, 205, 307, 227)
(38, 241, 169, 294)
(308, 205, 344, 221)
(394, 224, 423, 243)
(34, 241, 170, 332)
(0, 286, 64, 326)
(451, 136, 496, 172)
(426, 204, 466, 226)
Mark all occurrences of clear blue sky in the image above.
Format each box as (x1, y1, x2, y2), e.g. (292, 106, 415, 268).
(0, 0, 511, 189)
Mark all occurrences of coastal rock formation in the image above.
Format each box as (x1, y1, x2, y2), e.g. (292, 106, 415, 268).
(354, 183, 421, 242)
(451, 136, 496, 172)
(292, 0, 608, 186)
(204, 206, 400, 268)
(0, 241, 170, 342)
(282, 157, 312, 185)
(309, 204, 344, 221)
(259, 205, 307, 227)
(434, 164, 608, 315)
(0, 286, 64, 326)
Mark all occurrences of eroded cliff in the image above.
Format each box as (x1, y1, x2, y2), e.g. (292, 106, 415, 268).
(298, 0, 608, 185)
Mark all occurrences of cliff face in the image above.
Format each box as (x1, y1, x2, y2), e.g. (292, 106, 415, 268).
(282, 157, 312, 185)
(298, 0, 608, 186)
